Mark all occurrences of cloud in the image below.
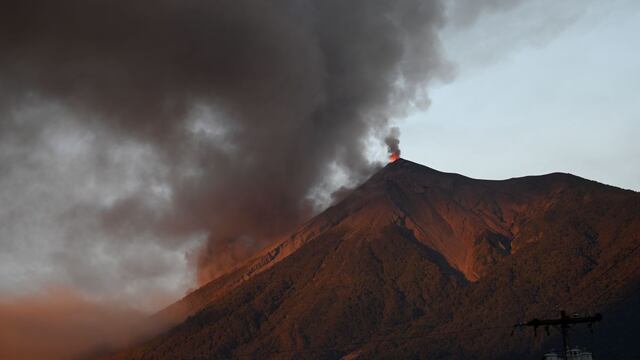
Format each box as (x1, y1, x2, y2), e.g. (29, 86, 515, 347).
(442, 0, 596, 68)
(0, 0, 451, 288)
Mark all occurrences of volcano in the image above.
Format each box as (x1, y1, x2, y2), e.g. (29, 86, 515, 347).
(108, 159, 640, 359)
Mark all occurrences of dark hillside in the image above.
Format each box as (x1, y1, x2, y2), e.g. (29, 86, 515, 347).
(109, 159, 640, 359)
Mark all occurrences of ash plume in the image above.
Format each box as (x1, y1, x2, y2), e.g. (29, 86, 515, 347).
(385, 127, 402, 161)
(0, 0, 452, 284)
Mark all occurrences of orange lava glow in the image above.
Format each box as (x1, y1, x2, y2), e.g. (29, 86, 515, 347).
(389, 153, 400, 162)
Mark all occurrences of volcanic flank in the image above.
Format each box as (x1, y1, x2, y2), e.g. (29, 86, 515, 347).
(109, 159, 640, 359)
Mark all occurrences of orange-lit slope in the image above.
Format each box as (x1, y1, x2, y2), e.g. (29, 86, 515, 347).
(155, 158, 517, 326)
(112, 159, 640, 359)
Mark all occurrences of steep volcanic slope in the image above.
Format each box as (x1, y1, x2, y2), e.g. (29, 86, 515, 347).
(110, 159, 640, 359)
(153, 159, 548, 327)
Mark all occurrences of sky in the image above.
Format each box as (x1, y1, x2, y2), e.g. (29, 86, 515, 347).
(0, 0, 638, 318)
(401, 0, 640, 191)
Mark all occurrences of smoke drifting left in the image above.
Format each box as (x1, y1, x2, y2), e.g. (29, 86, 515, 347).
(0, 0, 451, 286)
(0, 289, 148, 360)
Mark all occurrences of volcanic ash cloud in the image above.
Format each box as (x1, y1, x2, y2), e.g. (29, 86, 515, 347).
(0, 0, 451, 285)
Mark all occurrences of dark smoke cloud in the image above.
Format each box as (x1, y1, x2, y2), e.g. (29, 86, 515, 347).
(0, 0, 451, 284)
(385, 127, 402, 161)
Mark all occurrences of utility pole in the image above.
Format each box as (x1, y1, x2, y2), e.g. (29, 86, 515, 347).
(514, 311, 602, 359)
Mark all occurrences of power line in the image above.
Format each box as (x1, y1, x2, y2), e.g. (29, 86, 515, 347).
(589, 272, 640, 310)
(514, 311, 602, 358)
(559, 239, 640, 311)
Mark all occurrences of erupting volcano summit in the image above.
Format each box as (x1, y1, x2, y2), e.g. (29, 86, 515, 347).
(109, 159, 640, 359)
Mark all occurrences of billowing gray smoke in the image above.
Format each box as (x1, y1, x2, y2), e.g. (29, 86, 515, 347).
(385, 127, 402, 161)
(0, 0, 450, 284)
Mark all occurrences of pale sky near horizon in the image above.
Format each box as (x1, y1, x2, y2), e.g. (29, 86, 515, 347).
(400, 0, 640, 191)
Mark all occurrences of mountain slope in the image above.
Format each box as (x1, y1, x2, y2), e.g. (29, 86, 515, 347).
(110, 159, 640, 359)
